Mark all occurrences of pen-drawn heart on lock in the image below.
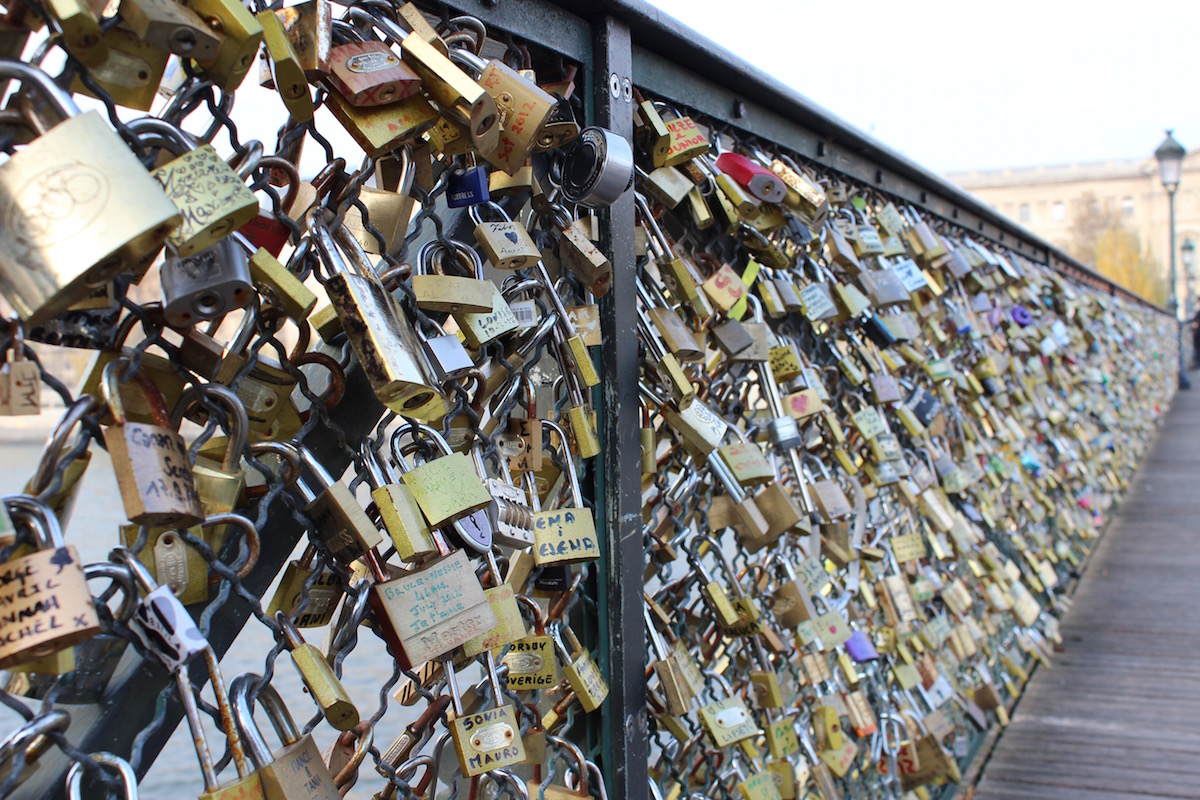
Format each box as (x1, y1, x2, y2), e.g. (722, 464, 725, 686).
(504, 231, 519, 244)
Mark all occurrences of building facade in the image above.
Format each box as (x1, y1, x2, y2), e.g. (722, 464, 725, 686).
(948, 152, 1200, 315)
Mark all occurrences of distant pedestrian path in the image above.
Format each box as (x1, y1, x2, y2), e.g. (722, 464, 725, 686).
(973, 386, 1200, 799)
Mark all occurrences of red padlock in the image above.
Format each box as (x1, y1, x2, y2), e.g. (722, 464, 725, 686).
(715, 152, 786, 203)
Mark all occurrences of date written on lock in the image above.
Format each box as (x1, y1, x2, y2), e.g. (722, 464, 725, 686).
(373, 550, 497, 665)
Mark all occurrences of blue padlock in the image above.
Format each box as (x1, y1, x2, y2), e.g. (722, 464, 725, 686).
(447, 163, 490, 208)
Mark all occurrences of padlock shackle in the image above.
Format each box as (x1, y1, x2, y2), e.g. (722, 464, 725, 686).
(170, 384, 249, 472)
(125, 116, 198, 155)
(3, 494, 64, 549)
(0, 60, 80, 117)
(101, 359, 173, 429)
(109, 546, 160, 594)
(230, 672, 302, 768)
(541, 419, 583, 509)
(28, 395, 98, 497)
(65, 751, 138, 800)
(84, 561, 138, 623)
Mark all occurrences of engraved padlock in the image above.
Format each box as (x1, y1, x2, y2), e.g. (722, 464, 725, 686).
(231, 674, 340, 799)
(0, 62, 180, 326)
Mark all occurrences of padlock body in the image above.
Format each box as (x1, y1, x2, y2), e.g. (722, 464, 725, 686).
(324, 270, 448, 422)
(0, 111, 180, 325)
(0, 546, 100, 669)
(104, 422, 204, 527)
(160, 237, 254, 327)
(258, 733, 340, 800)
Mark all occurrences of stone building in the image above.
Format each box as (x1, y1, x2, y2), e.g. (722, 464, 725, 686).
(948, 152, 1200, 315)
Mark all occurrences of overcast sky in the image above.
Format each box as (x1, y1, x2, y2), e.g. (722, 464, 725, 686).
(645, 0, 1200, 174)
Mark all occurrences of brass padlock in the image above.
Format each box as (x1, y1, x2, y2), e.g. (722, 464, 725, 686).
(102, 360, 204, 528)
(183, 0, 264, 91)
(134, 117, 259, 257)
(231, 675, 339, 799)
(120, 0, 222, 60)
(0, 497, 100, 669)
(0, 63, 180, 326)
(310, 209, 448, 422)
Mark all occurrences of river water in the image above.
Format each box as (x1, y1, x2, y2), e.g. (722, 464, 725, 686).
(0, 436, 417, 798)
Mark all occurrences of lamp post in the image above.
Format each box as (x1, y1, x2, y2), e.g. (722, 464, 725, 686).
(1155, 130, 1190, 390)
(1183, 238, 1196, 334)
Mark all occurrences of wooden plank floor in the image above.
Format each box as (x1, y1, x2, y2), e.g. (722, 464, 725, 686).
(973, 385, 1200, 800)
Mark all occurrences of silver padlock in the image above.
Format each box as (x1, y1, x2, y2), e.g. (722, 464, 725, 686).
(159, 235, 254, 327)
(559, 125, 635, 207)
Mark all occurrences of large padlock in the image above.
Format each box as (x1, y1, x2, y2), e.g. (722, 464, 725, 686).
(231, 674, 340, 799)
(309, 208, 448, 422)
(0, 62, 180, 325)
(0, 496, 100, 670)
(101, 359, 204, 528)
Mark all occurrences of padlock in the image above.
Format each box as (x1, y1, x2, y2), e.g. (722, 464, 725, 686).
(446, 154, 491, 208)
(0, 496, 100, 669)
(120, 0, 223, 60)
(256, 8, 314, 122)
(503, 595, 558, 692)
(412, 238, 493, 314)
(365, 547, 497, 670)
(560, 126, 635, 207)
(473, 208, 542, 270)
(446, 46, 559, 173)
(294, 445, 382, 565)
(101, 359, 204, 528)
(129, 117, 259, 258)
(326, 40, 420, 106)
(716, 151, 786, 203)
(310, 208, 448, 422)
(69, 25, 170, 112)
(0, 323, 39, 416)
(230, 673, 340, 799)
(352, 11, 500, 155)
(391, 421, 493, 533)
(766, 554, 819, 628)
(447, 654, 527, 775)
(265, 545, 343, 628)
(42, 0, 107, 66)
(183, 0, 264, 91)
(0, 62, 180, 325)
(551, 623, 609, 713)
(530, 420, 598, 566)
(359, 443, 437, 563)
(274, 613, 357, 731)
(160, 235, 255, 328)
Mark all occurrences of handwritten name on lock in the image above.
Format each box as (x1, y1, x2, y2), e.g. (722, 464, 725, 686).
(0, 546, 98, 665)
(377, 550, 496, 664)
(532, 507, 597, 565)
(152, 145, 252, 241)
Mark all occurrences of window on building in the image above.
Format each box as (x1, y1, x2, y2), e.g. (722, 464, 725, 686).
(1019, 203, 1031, 222)
(1122, 197, 1135, 219)
(1052, 201, 1065, 222)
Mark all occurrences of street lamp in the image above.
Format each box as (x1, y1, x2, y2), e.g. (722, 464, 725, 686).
(1154, 130, 1191, 389)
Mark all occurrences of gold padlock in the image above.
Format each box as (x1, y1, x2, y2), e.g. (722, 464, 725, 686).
(0, 64, 181, 325)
